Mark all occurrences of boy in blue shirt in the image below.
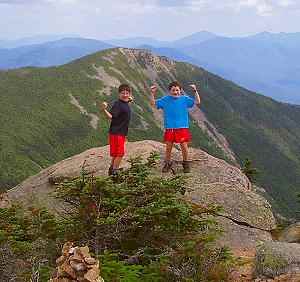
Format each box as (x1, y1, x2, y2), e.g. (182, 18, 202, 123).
(150, 81, 201, 173)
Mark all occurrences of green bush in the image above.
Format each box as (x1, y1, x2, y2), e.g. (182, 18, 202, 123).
(0, 152, 235, 281)
(0, 206, 60, 281)
(242, 158, 259, 183)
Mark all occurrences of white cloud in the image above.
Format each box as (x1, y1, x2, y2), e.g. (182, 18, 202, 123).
(0, 0, 36, 4)
(238, 0, 274, 16)
(45, 0, 78, 3)
(0, 0, 78, 4)
(223, 0, 300, 16)
(150, 0, 298, 16)
(0, 0, 299, 40)
(277, 0, 295, 7)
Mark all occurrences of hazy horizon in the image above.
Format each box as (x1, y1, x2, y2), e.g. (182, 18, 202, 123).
(2, 30, 300, 43)
(1, 0, 300, 41)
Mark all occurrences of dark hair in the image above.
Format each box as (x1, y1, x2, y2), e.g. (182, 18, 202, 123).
(168, 81, 182, 90)
(118, 84, 131, 93)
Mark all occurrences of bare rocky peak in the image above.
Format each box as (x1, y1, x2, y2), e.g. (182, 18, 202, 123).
(119, 47, 176, 70)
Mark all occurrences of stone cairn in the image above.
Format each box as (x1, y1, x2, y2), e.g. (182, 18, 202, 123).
(49, 242, 104, 282)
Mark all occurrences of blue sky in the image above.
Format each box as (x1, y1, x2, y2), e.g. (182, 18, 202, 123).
(0, 0, 300, 40)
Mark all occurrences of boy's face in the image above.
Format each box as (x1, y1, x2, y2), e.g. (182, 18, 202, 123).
(169, 86, 181, 98)
(119, 89, 131, 102)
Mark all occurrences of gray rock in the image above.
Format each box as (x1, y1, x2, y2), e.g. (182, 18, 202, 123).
(279, 222, 300, 243)
(255, 241, 300, 278)
(183, 147, 276, 231)
(215, 216, 272, 258)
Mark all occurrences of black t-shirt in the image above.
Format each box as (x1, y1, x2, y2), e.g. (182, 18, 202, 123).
(109, 100, 131, 136)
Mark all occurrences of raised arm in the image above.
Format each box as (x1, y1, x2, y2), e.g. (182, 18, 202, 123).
(190, 84, 201, 106)
(150, 85, 157, 107)
(101, 102, 112, 120)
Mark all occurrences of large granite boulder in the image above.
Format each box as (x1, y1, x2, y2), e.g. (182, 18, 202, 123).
(1, 140, 279, 280)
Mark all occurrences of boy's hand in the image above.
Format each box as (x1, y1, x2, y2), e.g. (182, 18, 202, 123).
(101, 102, 108, 110)
(190, 84, 198, 92)
(150, 85, 158, 95)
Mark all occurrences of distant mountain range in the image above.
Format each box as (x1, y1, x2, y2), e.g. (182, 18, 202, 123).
(107, 31, 300, 104)
(1, 34, 89, 49)
(0, 38, 113, 69)
(0, 34, 80, 48)
(175, 32, 300, 104)
(106, 31, 218, 48)
(1, 31, 300, 104)
(105, 36, 169, 48)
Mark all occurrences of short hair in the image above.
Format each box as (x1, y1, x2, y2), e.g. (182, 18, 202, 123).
(118, 84, 131, 93)
(168, 81, 182, 90)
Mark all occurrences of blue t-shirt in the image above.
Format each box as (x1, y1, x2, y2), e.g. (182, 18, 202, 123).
(156, 95, 195, 129)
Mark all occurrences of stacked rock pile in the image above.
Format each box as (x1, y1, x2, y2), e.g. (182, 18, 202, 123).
(49, 242, 104, 282)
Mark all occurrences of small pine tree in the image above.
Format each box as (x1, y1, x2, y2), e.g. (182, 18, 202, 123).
(242, 158, 259, 183)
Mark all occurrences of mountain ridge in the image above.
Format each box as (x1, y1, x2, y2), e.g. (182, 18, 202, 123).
(0, 37, 113, 69)
(2, 32, 300, 104)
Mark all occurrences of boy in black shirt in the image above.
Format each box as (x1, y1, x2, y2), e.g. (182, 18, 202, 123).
(102, 84, 132, 175)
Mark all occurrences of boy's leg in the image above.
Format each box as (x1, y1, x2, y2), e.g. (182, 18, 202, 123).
(110, 134, 126, 175)
(112, 157, 123, 169)
(108, 157, 115, 175)
(165, 141, 173, 162)
(180, 142, 189, 161)
(109, 132, 114, 175)
(162, 129, 175, 173)
(176, 129, 191, 173)
(180, 142, 191, 173)
(109, 134, 123, 175)
(162, 142, 173, 173)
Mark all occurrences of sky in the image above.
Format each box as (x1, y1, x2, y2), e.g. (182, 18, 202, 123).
(0, 0, 300, 40)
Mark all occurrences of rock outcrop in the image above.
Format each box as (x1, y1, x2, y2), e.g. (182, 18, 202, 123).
(279, 222, 300, 243)
(255, 241, 300, 281)
(1, 140, 298, 281)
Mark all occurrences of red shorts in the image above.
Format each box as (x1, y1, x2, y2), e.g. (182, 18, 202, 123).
(164, 128, 191, 143)
(109, 134, 126, 157)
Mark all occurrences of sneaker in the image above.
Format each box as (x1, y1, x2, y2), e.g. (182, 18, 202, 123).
(182, 161, 191, 173)
(162, 161, 172, 173)
(111, 167, 124, 176)
(111, 169, 119, 176)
